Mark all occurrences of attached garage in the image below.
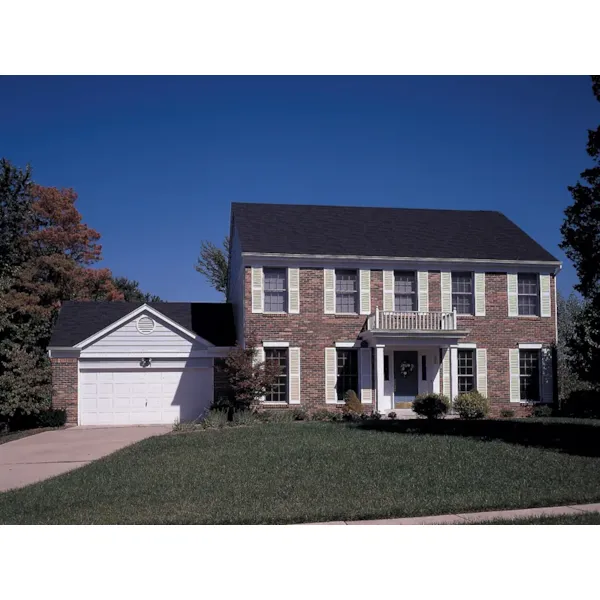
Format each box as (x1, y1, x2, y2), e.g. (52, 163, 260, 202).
(49, 302, 236, 426)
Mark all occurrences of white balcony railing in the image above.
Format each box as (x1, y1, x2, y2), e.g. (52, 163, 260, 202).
(367, 308, 457, 331)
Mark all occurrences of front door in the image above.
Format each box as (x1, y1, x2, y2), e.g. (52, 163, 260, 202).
(394, 351, 419, 408)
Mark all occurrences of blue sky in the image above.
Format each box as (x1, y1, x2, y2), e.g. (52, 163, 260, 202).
(1, 76, 597, 301)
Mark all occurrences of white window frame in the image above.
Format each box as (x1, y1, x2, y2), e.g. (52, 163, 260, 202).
(335, 269, 359, 314)
(263, 267, 288, 314)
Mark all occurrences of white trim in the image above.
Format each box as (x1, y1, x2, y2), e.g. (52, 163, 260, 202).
(78, 350, 231, 359)
(263, 341, 290, 348)
(554, 276, 558, 345)
(77, 358, 81, 426)
(457, 342, 477, 349)
(242, 252, 562, 272)
(518, 343, 542, 349)
(335, 341, 358, 348)
(74, 304, 215, 349)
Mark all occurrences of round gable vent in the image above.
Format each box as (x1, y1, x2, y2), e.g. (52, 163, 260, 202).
(136, 315, 155, 335)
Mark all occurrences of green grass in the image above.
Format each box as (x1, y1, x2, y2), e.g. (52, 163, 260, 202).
(466, 512, 600, 525)
(1, 422, 600, 524)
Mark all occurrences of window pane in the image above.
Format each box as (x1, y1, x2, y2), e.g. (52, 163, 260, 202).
(265, 348, 288, 403)
(336, 270, 357, 292)
(452, 272, 473, 314)
(395, 294, 416, 312)
(518, 274, 539, 316)
(337, 349, 358, 401)
(519, 350, 540, 401)
(518, 274, 538, 295)
(336, 292, 357, 313)
(336, 270, 357, 313)
(518, 295, 538, 316)
(264, 268, 286, 291)
(265, 291, 286, 312)
(454, 294, 473, 315)
(394, 272, 416, 294)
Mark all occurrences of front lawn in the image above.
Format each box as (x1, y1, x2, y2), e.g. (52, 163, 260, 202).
(466, 512, 600, 525)
(1, 422, 600, 524)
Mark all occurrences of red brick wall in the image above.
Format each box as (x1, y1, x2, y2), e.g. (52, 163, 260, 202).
(245, 268, 378, 410)
(246, 268, 557, 413)
(51, 358, 78, 424)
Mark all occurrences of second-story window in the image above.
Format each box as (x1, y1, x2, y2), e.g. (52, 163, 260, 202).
(394, 271, 417, 311)
(264, 268, 287, 313)
(336, 270, 358, 313)
(518, 273, 539, 316)
(452, 272, 473, 315)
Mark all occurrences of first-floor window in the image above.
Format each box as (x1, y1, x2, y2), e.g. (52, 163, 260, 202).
(519, 349, 540, 401)
(337, 349, 358, 402)
(457, 349, 475, 393)
(265, 348, 288, 403)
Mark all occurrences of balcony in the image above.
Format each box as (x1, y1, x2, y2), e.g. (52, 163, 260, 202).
(366, 308, 458, 332)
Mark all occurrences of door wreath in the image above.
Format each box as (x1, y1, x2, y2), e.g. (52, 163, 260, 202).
(398, 360, 415, 378)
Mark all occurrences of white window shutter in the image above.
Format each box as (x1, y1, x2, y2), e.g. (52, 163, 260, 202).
(476, 348, 488, 397)
(509, 349, 520, 402)
(417, 271, 429, 312)
(359, 347, 372, 404)
(325, 347, 338, 404)
(507, 273, 518, 317)
(383, 270, 394, 311)
(441, 272, 452, 313)
(442, 349, 450, 397)
(288, 268, 300, 314)
(540, 274, 551, 317)
(541, 346, 554, 403)
(324, 269, 335, 314)
(474, 272, 486, 316)
(251, 267, 263, 313)
(254, 346, 266, 403)
(288, 347, 301, 404)
(359, 269, 371, 315)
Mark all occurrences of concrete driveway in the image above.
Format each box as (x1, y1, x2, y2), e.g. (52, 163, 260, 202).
(0, 426, 170, 492)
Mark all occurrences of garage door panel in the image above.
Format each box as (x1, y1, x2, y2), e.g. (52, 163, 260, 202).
(79, 367, 212, 425)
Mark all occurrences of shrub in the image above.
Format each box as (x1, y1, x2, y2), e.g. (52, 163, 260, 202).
(369, 410, 382, 420)
(561, 389, 600, 419)
(290, 407, 308, 421)
(412, 393, 450, 419)
(499, 408, 515, 419)
(531, 404, 553, 418)
(7, 408, 66, 431)
(453, 391, 489, 420)
(265, 410, 296, 423)
(172, 419, 199, 433)
(201, 409, 230, 429)
(310, 409, 339, 422)
(231, 410, 261, 426)
(343, 390, 362, 415)
(387, 411, 397, 420)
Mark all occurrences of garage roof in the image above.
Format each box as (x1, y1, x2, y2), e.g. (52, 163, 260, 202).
(50, 302, 237, 348)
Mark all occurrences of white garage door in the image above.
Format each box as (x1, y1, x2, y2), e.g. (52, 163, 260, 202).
(79, 368, 213, 425)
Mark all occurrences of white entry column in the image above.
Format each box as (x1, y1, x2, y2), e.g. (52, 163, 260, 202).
(375, 345, 387, 412)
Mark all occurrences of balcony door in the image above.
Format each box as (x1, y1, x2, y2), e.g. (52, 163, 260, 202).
(394, 350, 419, 407)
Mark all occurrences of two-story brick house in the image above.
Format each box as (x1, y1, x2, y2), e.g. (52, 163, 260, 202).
(227, 203, 560, 417)
(49, 202, 560, 425)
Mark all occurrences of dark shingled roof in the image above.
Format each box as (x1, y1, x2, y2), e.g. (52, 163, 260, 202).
(50, 302, 236, 348)
(231, 203, 559, 262)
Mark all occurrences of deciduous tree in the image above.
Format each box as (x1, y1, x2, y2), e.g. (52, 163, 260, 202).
(195, 236, 229, 297)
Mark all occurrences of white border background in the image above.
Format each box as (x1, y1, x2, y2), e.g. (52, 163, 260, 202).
(1, 0, 599, 598)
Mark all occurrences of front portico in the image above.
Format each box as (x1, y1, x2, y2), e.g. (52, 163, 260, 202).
(362, 308, 469, 413)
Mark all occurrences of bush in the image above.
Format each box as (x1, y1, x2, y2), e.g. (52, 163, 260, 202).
(387, 411, 397, 420)
(265, 410, 296, 423)
(7, 408, 66, 431)
(201, 409, 230, 429)
(369, 410, 382, 420)
(172, 419, 199, 433)
(231, 410, 262, 426)
(310, 409, 339, 422)
(343, 390, 362, 415)
(499, 408, 515, 419)
(561, 389, 600, 419)
(531, 404, 553, 418)
(453, 391, 489, 420)
(412, 393, 450, 419)
(290, 407, 308, 421)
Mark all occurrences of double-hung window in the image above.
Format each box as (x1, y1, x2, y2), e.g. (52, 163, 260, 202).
(336, 349, 358, 401)
(264, 268, 287, 313)
(519, 349, 540, 401)
(457, 349, 475, 393)
(336, 270, 358, 313)
(264, 348, 288, 403)
(394, 271, 417, 311)
(518, 274, 539, 316)
(452, 272, 473, 314)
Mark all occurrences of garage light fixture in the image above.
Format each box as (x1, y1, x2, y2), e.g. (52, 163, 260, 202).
(140, 357, 152, 368)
